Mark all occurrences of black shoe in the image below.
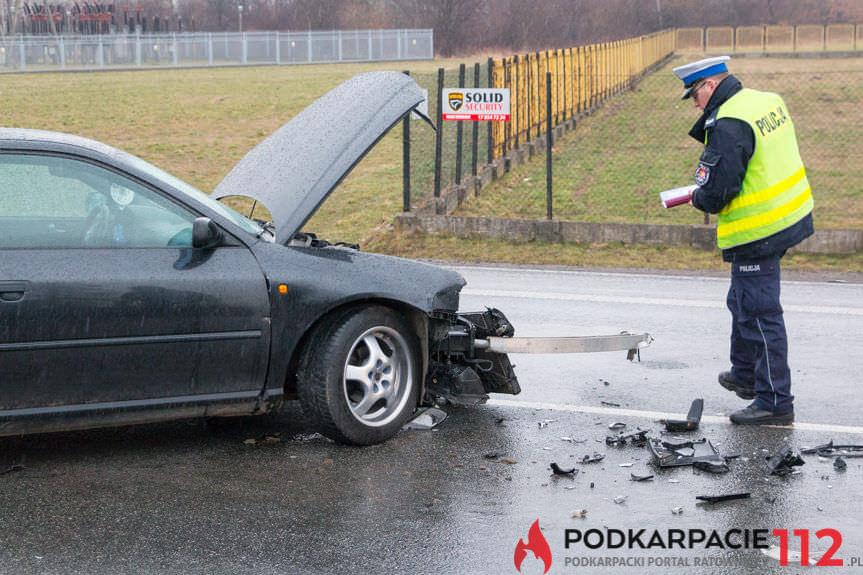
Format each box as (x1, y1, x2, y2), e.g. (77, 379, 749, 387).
(729, 404, 794, 425)
(718, 371, 756, 400)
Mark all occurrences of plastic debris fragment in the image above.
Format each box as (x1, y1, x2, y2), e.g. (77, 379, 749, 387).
(630, 473, 654, 482)
(613, 495, 627, 504)
(801, 440, 863, 458)
(648, 437, 728, 472)
(580, 453, 605, 464)
(766, 444, 805, 476)
(606, 428, 649, 447)
(608, 422, 626, 430)
(834, 456, 847, 471)
(671, 506, 684, 514)
(696, 493, 751, 504)
(571, 509, 588, 518)
(550, 463, 578, 476)
(403, 407, 448, 430)
(661, 398, 703, 432)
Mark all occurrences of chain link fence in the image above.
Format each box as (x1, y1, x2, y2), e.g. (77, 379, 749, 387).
(452, 56, 863, 232)
(0, 29, 433, 72)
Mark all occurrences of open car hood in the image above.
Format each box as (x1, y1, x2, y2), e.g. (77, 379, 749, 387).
(213, 71, 425, 242)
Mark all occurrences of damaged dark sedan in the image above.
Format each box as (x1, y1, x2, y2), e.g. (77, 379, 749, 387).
(0, 72, 520, 445)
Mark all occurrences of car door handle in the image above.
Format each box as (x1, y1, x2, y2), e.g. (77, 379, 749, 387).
(0, 281, 28, 302)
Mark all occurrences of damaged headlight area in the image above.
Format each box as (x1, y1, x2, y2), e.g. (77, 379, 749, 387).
(424, 308, 521, 405)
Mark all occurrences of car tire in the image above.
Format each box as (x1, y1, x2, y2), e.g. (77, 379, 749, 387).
(297, 306, 421, 445)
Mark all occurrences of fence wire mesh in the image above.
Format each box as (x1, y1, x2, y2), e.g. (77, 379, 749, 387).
(454, 56, 863, 232)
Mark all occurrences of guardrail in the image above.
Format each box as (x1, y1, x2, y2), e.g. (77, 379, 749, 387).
(0, 29, 434, 72)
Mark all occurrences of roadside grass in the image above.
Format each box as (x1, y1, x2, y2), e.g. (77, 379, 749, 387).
(3, 56, 861, 272)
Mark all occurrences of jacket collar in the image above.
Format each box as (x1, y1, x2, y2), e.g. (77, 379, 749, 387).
(688, 75, 743, 142)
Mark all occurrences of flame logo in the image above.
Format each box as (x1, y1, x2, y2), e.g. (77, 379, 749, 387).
(514, 519, 552, 573)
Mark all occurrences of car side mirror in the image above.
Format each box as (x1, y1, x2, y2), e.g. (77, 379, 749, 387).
(192, 217, 223, 249)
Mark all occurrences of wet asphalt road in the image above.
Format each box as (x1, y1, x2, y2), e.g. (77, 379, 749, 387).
(2, 264, 863, 575)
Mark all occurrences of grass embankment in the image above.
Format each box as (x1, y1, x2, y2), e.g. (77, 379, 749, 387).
(3, 57, 861, 272)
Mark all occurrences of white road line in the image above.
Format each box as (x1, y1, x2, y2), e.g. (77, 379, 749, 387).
(449, 264, 862, 288)
(487, 398, 863, 435)
(461, 288, 863, 316)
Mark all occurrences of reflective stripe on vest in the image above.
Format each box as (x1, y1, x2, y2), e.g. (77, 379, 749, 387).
(713, 88, 813, 249)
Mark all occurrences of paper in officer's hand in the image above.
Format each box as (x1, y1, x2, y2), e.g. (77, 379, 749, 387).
(660, 185, 697, 209)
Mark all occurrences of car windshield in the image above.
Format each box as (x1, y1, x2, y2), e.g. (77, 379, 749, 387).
(122, 153, 263, 236)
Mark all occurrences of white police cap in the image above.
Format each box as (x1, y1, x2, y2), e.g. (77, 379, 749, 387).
(673, 56, 730, 99)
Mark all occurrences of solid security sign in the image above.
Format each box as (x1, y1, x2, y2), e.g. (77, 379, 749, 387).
(442, 88, 510, 121)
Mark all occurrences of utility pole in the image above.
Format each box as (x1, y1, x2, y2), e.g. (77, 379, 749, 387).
(237, 4, 242, 32)
(656, 0, 663, 29)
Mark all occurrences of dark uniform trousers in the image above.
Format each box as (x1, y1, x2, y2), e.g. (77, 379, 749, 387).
(726, 256, 794, 414)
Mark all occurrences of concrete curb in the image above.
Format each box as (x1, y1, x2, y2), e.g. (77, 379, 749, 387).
(395, 213, 863, 254)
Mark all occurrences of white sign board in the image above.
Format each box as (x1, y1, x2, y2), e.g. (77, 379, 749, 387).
(442, 88, 510, 121)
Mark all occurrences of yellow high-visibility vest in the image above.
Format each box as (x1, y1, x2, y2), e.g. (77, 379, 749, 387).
(713, 88, 813, 249)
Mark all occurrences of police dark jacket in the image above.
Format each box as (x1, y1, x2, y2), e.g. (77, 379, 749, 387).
(689, 75, 814, 262)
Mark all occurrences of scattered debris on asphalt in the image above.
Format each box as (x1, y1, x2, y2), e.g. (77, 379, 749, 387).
(648, 437, 729, 473)
(579, 453, 605, 464)
(660, 398, 703, 432)
(801, 440, 863, 458)
(571, 509, 588, 518)
(618, 463, 634, 468)
(550, 463, 578, 476)
(403, 407, 448, 430)
(484, 451, 506, 460)
(601, 401, 621, 407)
(608, 422, 627, 430)
(696, 493, 751, 505)
(630, 473, 654, 482)
(292, 432, 328, 442)
(606, 428, 649, 447)
(834, 456, 848, 471)
(671, 506, 684, 514)
(766, 444, 806, 476)
(538, 419, 557, 429)
(613, 495, 628, 504)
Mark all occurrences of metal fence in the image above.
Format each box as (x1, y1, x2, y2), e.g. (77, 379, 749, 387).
(403, 30, 676, 212)
(677, 25, 862, 53)
(0, 29, 433, 72)
(440, 56, 863, 233)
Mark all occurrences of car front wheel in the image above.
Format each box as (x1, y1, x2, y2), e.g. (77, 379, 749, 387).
(297, 306, 421, 445)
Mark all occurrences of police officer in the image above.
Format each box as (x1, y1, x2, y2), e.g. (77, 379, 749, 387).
(673, 56, 814, 425)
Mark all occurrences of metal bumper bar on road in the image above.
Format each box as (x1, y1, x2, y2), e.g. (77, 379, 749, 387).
(474, 332, 652, 355)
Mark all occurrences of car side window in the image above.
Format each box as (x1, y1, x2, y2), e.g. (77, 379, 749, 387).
(0, 153, 197, 248)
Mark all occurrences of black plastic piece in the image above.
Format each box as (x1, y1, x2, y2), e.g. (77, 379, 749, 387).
(550, 463, 577, 476)
(606, 428, 649, 447)
(648, 437, 728, 472)
(766, 444, 805, 476)
(630, 473, 654, 482)
(801, 440, 863, 458)
(580, 453, 605, 464)
(662, 398, 703, 432)
(696, 493, 751, 504)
